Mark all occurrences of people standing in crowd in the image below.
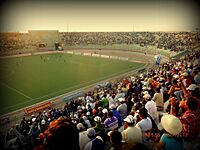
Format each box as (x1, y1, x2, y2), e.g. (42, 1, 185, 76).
(2, 50, 200, 150)
(152, 87, 164, 112)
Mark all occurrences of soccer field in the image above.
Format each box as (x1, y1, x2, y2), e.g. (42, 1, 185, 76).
(0, 53, 144, 115)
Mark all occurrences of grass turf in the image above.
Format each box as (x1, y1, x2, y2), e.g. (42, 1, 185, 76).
(0, 53, 144, 115)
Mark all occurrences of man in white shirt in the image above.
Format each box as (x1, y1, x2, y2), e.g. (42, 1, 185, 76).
(144, 94, 158, 124)
(122, 115, 142, 144)
(77, 123, 90, 150)
(117, 97, 127, 119)
(135, 108, 152, 145)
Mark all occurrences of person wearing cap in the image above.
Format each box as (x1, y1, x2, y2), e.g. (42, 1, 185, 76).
(135, 108, 152, 145)
(93, 116, 106, 141)
(184, 84, 199, 98)
(84, 128, 104, 150)
(109, 104, 123, 128)
(77, 123, 90, 150)
(144, 94, 158, 124)
(117, 97, 127, 119)
(121, 115, 142, 145)
(158, 114, 184, 150)
(180, 72, 192, 88)
(101, 108, 108, 122)
(181, 83, 200, 108)
(39, 119, 47, 132)
(81, 116, 92, 129)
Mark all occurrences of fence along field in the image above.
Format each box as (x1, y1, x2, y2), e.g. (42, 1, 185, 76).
(0, 52, 144, 115)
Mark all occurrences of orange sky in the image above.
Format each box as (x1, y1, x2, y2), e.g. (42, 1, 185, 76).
(1, 0, 199, 32)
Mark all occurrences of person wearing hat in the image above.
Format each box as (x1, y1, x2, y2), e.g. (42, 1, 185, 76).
(84, 128, 104, 150)
(77, 123, 90, 150)
(144, 94, 158, 124)
(181, 83, 200, 109)
(83, 115, 92, 128)
(93, 116, 106, 141)
(102, 108, 109, 122)
(121, 115, 142, 145)
(158, 114, 184, 150)
(180, 72, 192, 88)
(109, 104, 123, 128)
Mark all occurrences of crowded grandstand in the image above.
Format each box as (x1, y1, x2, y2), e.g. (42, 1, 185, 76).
(1, 31, 199, 55)
(0, 29, 200, 150)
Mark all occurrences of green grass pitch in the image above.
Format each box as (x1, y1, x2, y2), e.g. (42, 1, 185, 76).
(0, 53, 144, 115)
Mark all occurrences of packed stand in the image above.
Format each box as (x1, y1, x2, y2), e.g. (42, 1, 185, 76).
(0, 32, 34, 54)
(1, 50, 200, 150)
(1, 31, 199, 55)
(60, 32, 200, 52)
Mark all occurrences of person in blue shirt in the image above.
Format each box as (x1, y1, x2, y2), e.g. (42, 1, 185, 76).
(158, 114, 184, 150)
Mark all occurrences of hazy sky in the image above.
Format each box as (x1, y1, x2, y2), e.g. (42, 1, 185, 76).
(0, 0, 199, 32)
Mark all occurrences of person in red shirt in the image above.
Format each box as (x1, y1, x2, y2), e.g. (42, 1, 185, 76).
(179, 97, 199, 150)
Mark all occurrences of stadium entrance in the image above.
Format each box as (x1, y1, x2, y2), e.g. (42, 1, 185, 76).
(55, 42, 64, 50)
(28, 30, 61, 49)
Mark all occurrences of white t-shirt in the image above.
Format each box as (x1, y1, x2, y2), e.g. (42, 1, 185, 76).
(79, 131, 90, 150)
(145, 100, 158, 121)
(117, 103, 127, 119)
(122, 126, 142, 144)
(135, 117, 152, 144)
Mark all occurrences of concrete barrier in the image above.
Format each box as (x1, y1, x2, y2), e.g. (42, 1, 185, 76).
(100, 55, 110, 58)
(83, 53, 91, 56)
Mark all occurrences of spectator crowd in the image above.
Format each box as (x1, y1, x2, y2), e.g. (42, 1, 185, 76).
(1, 31, 200, 54)
(1, 47, 199, 150)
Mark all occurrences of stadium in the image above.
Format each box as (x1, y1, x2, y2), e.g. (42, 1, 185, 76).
(0, 0, 200, 150)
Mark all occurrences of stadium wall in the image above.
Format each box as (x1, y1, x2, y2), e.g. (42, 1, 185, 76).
(28, 30, 60, 48)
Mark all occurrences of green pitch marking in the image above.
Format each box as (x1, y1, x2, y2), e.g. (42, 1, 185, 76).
(0, 53, 144, 115)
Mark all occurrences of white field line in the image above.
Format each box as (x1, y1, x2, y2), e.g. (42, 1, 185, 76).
(2, 83, 33, 100)
(1, 50, 156, 113)
(1, 64, 145, 111)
